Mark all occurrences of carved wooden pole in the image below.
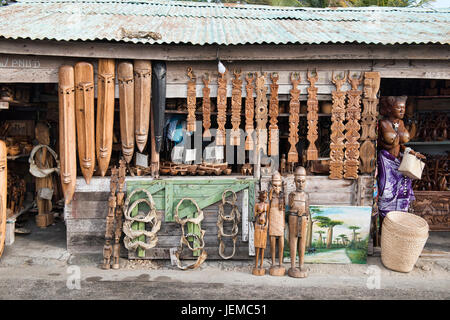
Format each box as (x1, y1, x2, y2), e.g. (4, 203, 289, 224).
(255, 72, 268, 155)
(202, 74, 212, 138)
(344, 71, 363, 179)
(360, 72, 381, 174)
(268, 73, 279, 156)
(244, 73, 255, 151)
(288, 73, 301, 165)
(186, 67, 197, 133)
(329, 71, 347, 180)
(216, 71, 228, 146)
(133, 60, 152, 152)
(230, 69, 243, 146)
(306, 69, 319, 160)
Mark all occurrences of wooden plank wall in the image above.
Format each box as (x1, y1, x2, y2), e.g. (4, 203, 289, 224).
(66, 175, 374, 259)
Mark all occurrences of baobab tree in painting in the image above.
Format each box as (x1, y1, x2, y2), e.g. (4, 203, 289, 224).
(315, 230, 326, 248)
(317, 216, 344, 249)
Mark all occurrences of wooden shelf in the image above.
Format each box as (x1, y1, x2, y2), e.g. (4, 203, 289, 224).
(410, 95, 450, 99)
(406, 140, 450, 146)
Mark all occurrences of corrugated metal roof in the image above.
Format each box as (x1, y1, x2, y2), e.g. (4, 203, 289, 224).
(0, 0, 449, 45)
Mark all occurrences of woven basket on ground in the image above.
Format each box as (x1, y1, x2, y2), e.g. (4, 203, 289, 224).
(381, 211, 429, 273)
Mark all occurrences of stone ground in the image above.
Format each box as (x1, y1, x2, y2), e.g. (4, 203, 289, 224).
(0, 215, 449, 300)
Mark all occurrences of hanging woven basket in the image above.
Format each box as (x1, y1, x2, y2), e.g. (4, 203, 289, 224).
(381, 211, 429, 273)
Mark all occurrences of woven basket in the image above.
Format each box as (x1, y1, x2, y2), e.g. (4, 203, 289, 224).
(381, 211, 429, 273)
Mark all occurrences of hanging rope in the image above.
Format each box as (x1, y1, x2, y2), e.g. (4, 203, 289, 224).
(174, 198, 207, 270)
(217, 189, 241, 260)
(29, 144, 60, 178)
(122, 188, 161, 252)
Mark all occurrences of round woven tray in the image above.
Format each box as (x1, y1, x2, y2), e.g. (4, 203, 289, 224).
(381, 211, 429, 273)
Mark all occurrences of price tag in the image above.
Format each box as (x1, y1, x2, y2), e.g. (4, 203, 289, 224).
(169, 247, 178, 266)
(215, 146, 224, 161)
(184, 149, 196, 163)
(135, 152, 148, 168)
(204, 146, 215, 161)
(171, 146, 184, 163)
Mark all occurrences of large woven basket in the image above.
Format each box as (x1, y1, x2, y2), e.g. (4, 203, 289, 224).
(381, 211, 429, 273)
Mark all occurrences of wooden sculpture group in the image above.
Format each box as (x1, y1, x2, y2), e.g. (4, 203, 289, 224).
(253, 168, 309, 278)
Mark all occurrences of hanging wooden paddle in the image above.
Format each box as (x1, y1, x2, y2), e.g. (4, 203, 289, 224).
(288, 73, 301, 164)
(96, 59, 115, 176)
(244, 73, 255, 151)
(230, 69, 243, 146)
(306, 69, 319, 160)
(202, 74, 212, 138)
(268, 73, 279, 156)
(216, 70, 227, 146)
(58, 65, 77, 204)
(186, 67, 197, 133)
(344, 72, 363, 179)
(118, 62, 135, 163)
(0, 140, 6, 258)
(329, 71, 347, 180)
(134, 60, 152, 152)
(75, 62, 95, 184)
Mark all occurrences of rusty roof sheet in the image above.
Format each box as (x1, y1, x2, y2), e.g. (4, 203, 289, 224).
(0, 0, 449, 45)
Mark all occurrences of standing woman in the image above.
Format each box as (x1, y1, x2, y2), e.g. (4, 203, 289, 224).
(377, 96, 425, 225)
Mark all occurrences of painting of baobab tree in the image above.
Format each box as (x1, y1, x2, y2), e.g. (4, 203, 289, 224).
(304, 205, 372, 264)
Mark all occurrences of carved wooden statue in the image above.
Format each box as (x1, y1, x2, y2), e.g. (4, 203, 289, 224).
(288, 166, 309, 278)
(202, 74, 212, 138)
(96, 59, 115, 176)
(112, 159, 126, 269)
(280, 154, 286, 175)
(329, 71, 347, 179)
(344, 71, 363, 179)
(102, 166, 118, 270)
(360, 72, 380, 174)
(306, 69, 319, 160)
(244, 73, 255, 151)
(118, 62, 135, 163)
(253, 190, 269, 276)
(268, 171, 285, 276)
(288, 73, 301, 165)
(255, 72, 268, 155)
(216, 70, 228, 146)
(186, 67, 197, 133)
(134, 60, 152, 152)
(230, 70, 243, 146)
(268, 73, 280, 156)
(0, 140, 6, 258)
(75, 62, 95, 184)
(58, 65, 77, 204)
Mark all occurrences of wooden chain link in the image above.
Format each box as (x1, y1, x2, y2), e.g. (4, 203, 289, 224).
(217, 190, 241, 260)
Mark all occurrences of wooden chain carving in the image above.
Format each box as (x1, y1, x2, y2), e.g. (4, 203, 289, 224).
(230, 70, 243, 146)
(244, 73, 255, 151)
(186, 67, 197, 133)
(360, 72, 381, 174)
(288, 73, 301, 164)
(255, 72, 268, 154)
(134, 60, 152, 152)
(344, 71, 363, 179)
(112, 159, 126, 269)
(216, 70, 228, 146)
(118, 62, 135, 164)
(329, 71, 347, 179)
(102, 166, 118, 270)
(74, 62, 95, 184)
(58, 65, 77, 204)
(306, 69, 319, 160)
(97, 59, 115, 176)
(268, 73, 279, 156)
(202, 74, 211, 138)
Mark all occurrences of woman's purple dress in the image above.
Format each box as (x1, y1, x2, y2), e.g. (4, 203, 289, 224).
(377, 149, 415, 217)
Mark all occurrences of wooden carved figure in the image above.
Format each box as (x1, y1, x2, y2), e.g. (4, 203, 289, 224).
(280, 154, 286, 175)
(102, 166, 118, 270)
(288, 166, 309, 278)
(288, 73, 301, 165)
(268, 73, 279, 156)
(58, 65, 77, 204)
(268, 171, 285, 276)
(255, 72, 268, 155)
(230, 69, 243, 146)
(329, 71, 347, 179)
(75, 62, 95, 184)
(96, 59, 115, 176)
(118, 62, 135, 163)
(0, 140, 6, 258)
(216, 70, 228, 146)
(244, 73, 255, 151)
(202, 74, 212, 138)
(344, 71, 363, 179)
(112, 159, 127, 269)
(253, 190, 269, 276)
(306, 69, 319, 160)
(186, 67, 197, 133)
(134, 60, 152, 152)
